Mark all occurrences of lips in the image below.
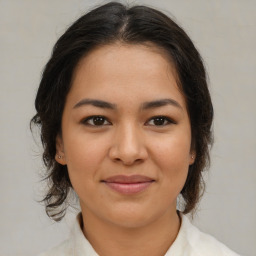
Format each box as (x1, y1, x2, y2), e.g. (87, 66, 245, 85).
(102, 175, 155, 195)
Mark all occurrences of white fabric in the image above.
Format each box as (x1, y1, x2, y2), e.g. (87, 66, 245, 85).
(39, 213, 240, 256)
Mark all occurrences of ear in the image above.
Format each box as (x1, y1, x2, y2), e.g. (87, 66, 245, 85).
(55, 134, 67, 165)
(189, 150, 196, 165)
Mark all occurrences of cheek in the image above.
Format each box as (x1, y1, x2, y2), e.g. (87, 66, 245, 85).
(152, 134, 191, 163)
(150, 134, 191, 181)
(63, 141, 105, 202)
(63, 133, 109, 183)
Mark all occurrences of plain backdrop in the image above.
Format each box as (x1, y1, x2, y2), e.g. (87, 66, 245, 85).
(0, 0, 255, 255)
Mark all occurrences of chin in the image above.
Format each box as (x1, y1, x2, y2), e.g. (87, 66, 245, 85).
(103, 205, 162, 229)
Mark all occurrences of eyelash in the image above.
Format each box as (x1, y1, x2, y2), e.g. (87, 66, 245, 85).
(146, 116, 176, 126)
(81, 116, 111, 126)
(81, 115, 175, 127)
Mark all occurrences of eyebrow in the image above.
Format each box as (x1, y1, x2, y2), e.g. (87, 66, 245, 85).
(141, 98, 182, 110)
(73, 98, 182, 110)
(73, 99, 117, 109)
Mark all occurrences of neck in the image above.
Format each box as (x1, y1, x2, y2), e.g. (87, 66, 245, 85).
(81, 208, 181, 256)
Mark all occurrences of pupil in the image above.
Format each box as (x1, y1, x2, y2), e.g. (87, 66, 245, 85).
(93, 117, 104, 125)
(154, 117, 164, 125)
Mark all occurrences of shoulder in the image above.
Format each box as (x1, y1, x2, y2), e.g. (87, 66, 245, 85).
(37, 213, 99, 256)
(181, 215, 240, 256)
(37, 239, 73, 256)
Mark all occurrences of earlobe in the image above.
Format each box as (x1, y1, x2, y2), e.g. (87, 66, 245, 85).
(55, 154, 66, 165)
(55, 135, 67, 165)
(189, 151, 196, 165)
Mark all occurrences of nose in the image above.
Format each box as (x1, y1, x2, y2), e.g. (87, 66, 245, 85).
(108, 123, 148, 166)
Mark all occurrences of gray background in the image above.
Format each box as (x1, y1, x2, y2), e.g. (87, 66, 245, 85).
(0, 0, 255, 255)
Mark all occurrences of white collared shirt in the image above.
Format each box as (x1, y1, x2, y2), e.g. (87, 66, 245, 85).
(39, 213, 240, 256)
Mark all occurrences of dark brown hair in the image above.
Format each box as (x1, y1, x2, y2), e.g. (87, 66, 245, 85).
(31, 1, 213, 221)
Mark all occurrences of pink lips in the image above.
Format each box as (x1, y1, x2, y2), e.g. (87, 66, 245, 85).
(102, 175, 155, 195)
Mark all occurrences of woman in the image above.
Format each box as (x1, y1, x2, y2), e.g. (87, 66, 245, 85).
(32, 2, 240, 255)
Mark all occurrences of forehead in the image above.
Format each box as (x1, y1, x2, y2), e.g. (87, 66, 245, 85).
(68, 43, 186, 109)
(73, 42, 178, 82)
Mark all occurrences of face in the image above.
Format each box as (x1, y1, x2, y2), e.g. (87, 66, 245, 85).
(56, 43, 195, 228)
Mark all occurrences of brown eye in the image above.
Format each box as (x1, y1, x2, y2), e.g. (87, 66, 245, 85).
(146, 116, 174, 126)
(82, 116, 110, 126)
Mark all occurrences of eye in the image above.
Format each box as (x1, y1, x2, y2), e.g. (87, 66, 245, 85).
(146, 116, 175, 126)
(82, 116, 111, 126)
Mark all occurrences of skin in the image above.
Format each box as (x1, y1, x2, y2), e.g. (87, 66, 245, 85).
(56, 43, 195, 256)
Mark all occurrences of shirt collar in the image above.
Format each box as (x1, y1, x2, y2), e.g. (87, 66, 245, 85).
(71, 213, 99, 256)
(70, 212, 190, 256)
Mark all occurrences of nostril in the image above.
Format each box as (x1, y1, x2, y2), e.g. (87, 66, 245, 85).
(108, 140, 148, 165)
(123, 158, 144, 166)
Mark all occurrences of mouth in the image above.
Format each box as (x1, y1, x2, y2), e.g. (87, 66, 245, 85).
(101, 175, 155, 195)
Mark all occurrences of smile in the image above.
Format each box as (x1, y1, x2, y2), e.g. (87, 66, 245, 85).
(102, 175, 155, 195)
